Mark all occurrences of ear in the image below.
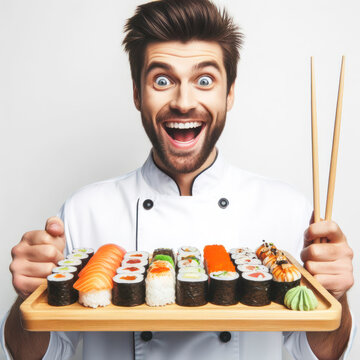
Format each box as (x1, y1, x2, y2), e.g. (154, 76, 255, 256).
(226, 82, 235, 111)
(133, 81, 141, 111)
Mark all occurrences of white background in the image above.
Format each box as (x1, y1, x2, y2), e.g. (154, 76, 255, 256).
(0, 0, 359, 358)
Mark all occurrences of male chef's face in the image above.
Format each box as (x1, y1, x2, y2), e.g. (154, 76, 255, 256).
(134, 40, 234, 174)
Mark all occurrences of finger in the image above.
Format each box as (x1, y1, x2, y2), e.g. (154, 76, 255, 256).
(12, 274, 45, 299)
(22, 230, 65, 253)
(304, 220, 346, 246)
(45, 217, 65, 238)
(22, 244, 64, 263)
(301, 243, 352, 262)
(304, 259, 353, 276)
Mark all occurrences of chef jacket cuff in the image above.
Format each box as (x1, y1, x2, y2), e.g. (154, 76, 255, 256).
(1, 310, 13, 360)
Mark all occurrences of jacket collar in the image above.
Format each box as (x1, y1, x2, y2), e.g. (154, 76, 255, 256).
(141, 149, 228, 196)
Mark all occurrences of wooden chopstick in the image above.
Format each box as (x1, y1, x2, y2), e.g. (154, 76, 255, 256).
(325, 56, 345, 221)
(310, 56, 345, 244)
(311, 57, 321, 243)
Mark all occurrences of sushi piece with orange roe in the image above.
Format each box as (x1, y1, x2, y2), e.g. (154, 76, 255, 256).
(203, 245, 235, 273)
(73, 243, 126, 308)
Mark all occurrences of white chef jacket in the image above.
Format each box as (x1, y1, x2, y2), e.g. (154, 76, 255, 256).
(1, 151, 356, 360)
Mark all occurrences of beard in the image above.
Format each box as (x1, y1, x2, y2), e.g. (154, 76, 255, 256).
(141, 106, 226, 174)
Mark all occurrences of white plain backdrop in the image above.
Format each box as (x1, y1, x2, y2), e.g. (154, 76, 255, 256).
(0, 0, 359, 359)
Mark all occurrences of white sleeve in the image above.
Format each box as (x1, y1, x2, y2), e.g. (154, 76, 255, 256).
(1, 307, 82, 360)
(283, 310, 357, 360)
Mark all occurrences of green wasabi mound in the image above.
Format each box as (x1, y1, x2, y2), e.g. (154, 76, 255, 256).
(153, 254, 175, 268)
(284, 285, 318, 311)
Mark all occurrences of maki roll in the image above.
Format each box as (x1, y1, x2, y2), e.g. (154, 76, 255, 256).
(152, 248, 175, 262)
(52, 265, 79, 281)
(234, 257, 262, 266)
(229, 247, 253, 255)
(145, 261, 175, 306)
(178, 267, 206, 275)
(209, 271, 239, 305)
(47, 273, 78, 306)
(67, 252, 90, 269)
(122, 258, 148, 269)
(72, 247, 94, 259)
(116, 266, 146, 275)
(271, 263, 302, 305)
(237, 264, 269, 275)
(112, 273, 145, 307)
(58, 259, 82, 273)
(239, 271, 273, 306)
(177, 258, 203, 270)
(124, 251, 149, 261)
(176, 272, 208, 307)
(178, 246, 201, 258)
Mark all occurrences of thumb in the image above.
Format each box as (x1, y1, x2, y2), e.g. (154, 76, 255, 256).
(45, 216, 65, 238)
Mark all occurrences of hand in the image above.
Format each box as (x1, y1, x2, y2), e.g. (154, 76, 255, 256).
(9, 217, 66, 299)
(300, 220, 354, 300)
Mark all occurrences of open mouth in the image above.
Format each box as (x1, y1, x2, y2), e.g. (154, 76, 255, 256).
(163, 121, 204, 143)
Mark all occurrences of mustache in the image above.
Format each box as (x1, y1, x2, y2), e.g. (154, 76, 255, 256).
(156, 108, 211, 124)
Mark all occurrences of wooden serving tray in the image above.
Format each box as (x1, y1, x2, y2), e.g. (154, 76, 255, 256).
(20, 253, 341, 332)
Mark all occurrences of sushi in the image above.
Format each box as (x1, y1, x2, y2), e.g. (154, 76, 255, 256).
(145, 260, 175, 306)
(209, 271, 239, 305)
(47, 273, 78, 306)
(112, 273, 145, 307)
(270, 262, 302, 305)
(176, 272, 208, 307)
(73, 243, 126, 308)
(239, 271, 273, 306)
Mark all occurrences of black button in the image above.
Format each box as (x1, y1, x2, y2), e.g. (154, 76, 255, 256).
(141, 331, 153, 342)
(143, 199, 154, 210)
(218, 198, 229, 209)
(219, 331, 231, 343)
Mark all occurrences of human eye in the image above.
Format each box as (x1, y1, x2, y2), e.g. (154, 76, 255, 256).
(154, 75, 171, 88)
(197, 75, 213, 87)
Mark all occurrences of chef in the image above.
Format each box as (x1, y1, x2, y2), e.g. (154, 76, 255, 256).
(2, 0, 355, 359)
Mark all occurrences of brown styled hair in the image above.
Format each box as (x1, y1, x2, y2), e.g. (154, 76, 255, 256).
(123, 0, 243, 94)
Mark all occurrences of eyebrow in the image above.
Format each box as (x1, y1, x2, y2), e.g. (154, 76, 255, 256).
(144, 60, 222, 77)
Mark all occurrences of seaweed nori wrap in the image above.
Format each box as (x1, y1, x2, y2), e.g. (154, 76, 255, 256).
(72, 247, 94, 260)
(239, 271, 272, 306)
(270, 263, 302, 305)
(58, 258, 82, 273)
(176, 273, 208, 307)
(271, 279, 301, 305)
(67, 253, 90, 269)
(209, 271, 239, 305)
(47, 273, 78, 306)
(152, 248, 175, 262)
(52, 265, 79, 282)
(112, 273, 145, 307)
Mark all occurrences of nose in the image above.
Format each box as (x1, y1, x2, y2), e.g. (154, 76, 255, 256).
(170, 83, 196, 114)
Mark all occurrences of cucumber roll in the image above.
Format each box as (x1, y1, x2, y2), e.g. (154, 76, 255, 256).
(178, 266, 205, 275)
(47, 273, 78, 306)
(67, 253, 89, 269)
(58, 259, 82, 273)
(72, 247, 94, 259)
(176, 272, 208, 307)
(209, 271, 239, 305)
(112, 273, 145, 307)
(239, 271, 272, 306)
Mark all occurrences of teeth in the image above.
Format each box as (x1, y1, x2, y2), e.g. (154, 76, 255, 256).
(165, 121, 202, 129)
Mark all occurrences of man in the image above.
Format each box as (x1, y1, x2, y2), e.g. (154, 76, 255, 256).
(1, 0, 354, 359)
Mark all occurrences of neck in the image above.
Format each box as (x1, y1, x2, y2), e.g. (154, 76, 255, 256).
(152, 148, 217, 196)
